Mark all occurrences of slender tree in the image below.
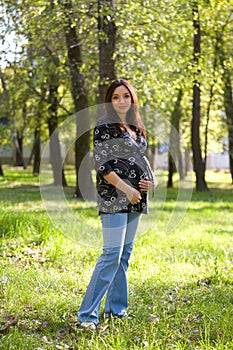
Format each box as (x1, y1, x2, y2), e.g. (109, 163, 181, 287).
(13, 102, 27, 168)
(167, 88, 184, 188)
(97, 0, 117, 104)
(191, 1, 208, 191)
(59, 0, 94, 198)
(47, 83, 67, 186)
(29, 125, 41, 176)
(0, 160, 3, 176)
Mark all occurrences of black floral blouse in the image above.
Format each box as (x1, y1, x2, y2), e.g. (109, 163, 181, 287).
(93, 118, 154, 214)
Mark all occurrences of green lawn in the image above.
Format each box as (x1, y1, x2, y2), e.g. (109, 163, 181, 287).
(0, 166, 232, 349)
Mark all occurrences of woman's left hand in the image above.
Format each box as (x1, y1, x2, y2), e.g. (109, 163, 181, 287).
(139, 179, 154, 192)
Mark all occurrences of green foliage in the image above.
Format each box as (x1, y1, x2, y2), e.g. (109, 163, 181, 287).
(0, 0, 233, 191)
(0, 167, 232, 349)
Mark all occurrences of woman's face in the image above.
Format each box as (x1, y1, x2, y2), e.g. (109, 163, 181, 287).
(111, 85, 132, 120)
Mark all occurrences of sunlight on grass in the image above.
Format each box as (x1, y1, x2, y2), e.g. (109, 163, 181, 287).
(205, 169, 232, 186)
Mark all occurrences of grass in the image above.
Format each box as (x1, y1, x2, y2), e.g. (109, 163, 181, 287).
(0, 166, 233, 349)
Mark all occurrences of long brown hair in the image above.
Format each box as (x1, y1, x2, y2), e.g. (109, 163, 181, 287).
(104, 79, 146, 138)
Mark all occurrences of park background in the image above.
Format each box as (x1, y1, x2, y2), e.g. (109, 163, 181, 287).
(0, 1, 233, 349)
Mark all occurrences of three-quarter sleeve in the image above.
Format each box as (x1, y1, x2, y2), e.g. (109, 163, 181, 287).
(93, 124, 114, 176)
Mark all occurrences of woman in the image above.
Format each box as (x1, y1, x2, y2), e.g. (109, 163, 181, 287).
(77, 79, 157, 330)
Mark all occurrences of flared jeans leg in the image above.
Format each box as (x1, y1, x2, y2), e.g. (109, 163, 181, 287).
(103, 213, 141, 316)
(77, 212, 141, 324)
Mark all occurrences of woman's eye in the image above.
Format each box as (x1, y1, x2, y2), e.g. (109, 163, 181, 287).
(112, 94, 130, 101)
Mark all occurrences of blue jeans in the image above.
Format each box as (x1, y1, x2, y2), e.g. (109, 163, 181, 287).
(78, 212, 141, 324)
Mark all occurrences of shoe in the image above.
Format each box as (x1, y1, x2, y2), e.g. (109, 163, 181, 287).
(80, 321, 97, 331)
(103, 312, 112, 319)
(80, 321, 109, 333)
(103, 311, 127, 319)
(115, 310, 127, 319)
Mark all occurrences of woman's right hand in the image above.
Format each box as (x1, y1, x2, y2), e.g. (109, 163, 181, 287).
(125, 186, 142, 205)
(103, 171, 142, 205)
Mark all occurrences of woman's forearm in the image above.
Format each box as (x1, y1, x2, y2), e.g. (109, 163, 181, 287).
(103, 171, 142, 204)
(103, 171, 132, 193)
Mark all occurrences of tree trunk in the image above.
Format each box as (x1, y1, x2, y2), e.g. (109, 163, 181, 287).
(0, 161, 4, 176)
(167, 88, 184, 188)
(60, 0, 94, 199)
(28, 116, 41, 176)
(191, 2, 208, 191)
(13, 130, 25, 168)
(33, 126, 41, 176)
(48, 82, 67, 187)
(185, 148, 191, 175)
(13, 102, 27, 169)
(97, 0, 117, 104)
(29, 99, 43, 176)
(150, 134, 156, 171)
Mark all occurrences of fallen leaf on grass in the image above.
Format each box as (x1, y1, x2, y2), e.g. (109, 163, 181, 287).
(0, 323, 11, 334)
(97, 324, 109, 333)
(41, 335, 52, 344)
(188, 336, 199, 343)
(197, 278, 211, 286)
(1, 276, 8, 284)
(4, 244, 49, 265)
(147, 314, 159, 323)
(0, 315, 17, 333)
